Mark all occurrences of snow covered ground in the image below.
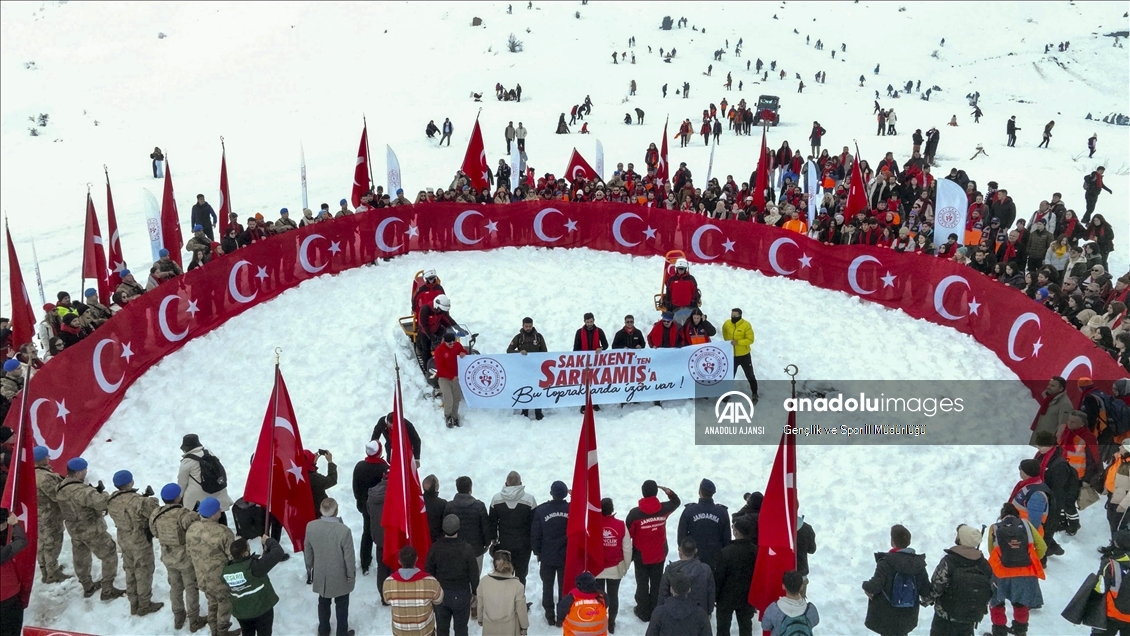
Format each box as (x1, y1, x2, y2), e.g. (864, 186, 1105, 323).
(2, 1, 1128, 634)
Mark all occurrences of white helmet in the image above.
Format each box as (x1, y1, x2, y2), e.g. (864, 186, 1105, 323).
(423, 269, 437, 281)
(433, 295, 451, 312)
(675, 258, 690, 270)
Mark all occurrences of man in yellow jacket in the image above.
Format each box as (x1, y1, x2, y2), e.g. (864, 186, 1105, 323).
(722, 308, 758, 401)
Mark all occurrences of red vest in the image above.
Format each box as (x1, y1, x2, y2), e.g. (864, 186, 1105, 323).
(602, 516, 627, 569)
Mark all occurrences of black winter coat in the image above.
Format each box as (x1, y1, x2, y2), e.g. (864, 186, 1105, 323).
(714, 538, 756, 611)
(371, 417, 421, 461)
(1037, 448, 1079, 519)
(444, 493, 490, 556)
(645, 595, 712, 636)
(658, 558, 715, 613)
(309, 463, 337, 515)
(424, 491, 448, 542)
(352, 460, 388, 513)
(366, 479, 387, 545)
(425, 536, 479, 594)
(611, 327, 646, 349)
(861, 549, 930, 636)
(488, 485, 536, 553)
(676, 498, 731, 569)
(796, 522, 816, 576)
(531, 499, 569, 567)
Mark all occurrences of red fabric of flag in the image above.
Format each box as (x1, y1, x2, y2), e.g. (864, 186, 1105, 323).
(564, 149, 598, 183)
(1, 392, 38, 609)
(104, 173, 125, 290)
(753, 130, 770, 212)
(381, 370, 432, 569)
(5, 226, 36, 351)
(218, 149, 232, 236)
(351, 125, 371, 208)
(160, 159, 183, 267)
(656, 121, 670, 184)
(82, 194, 110, 305)
(844, 149, 869, 218)
(748, 413, 799, 613)
(563, 382, 603, 590)
(461, 119, 490, 192)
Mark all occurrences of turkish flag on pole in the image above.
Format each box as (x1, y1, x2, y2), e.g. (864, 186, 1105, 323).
(563, 381, 603, 590)
(381, 366, 432, 569)
(104, 168, 125, 290)
(461, 118, 490, 192)
(82, 193, 110, 305)
(656, 118, 670, 184)
(564, 148, 598, 183)
(218, 142, 233, 236)
(243, 366, 316, 552)
(753, 129, 770, 212)
(160, 157, 183, 268)
(1, 377, 39, 609)
(351, 124, 371, 208)
(844, 145, 869, 217)
(748, 414, 799, 614)
(5, 224, 37, 351)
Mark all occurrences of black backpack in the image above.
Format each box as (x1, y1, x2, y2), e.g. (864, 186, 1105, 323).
(1084, 172, 1096, 191)
(1112, 558, 1130, 614)
(994, 517, 1032, 568)
(941, 558, 993, 623)
(185, 450, 227, 494)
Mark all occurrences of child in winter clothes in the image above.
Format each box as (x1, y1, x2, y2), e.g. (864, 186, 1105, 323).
(761, 570, 820, 635)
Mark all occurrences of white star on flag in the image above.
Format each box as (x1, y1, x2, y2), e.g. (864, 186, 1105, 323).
(881, 272, 897, 287)
(406, 225, 420, 238)
(485, 220, 499, 233)
(565, 219, 578, 233)
(256, 266, 269, 281)
(329, 242, 341, 255)
(968, 298, 980, 315)
(798, 254, 812, 268)
(113, 261, 126, 274)
(643, 227, 657, 240)
(722, 239, 736, 252)
(120, 342, 134, 363)
(1031, 339, 1043, 357)
(186, 299, 200, 317)
(56, 399, 70, 423)
(286, 459, 305, 483)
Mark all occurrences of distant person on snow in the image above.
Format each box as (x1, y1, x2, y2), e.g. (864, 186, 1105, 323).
(439, 118, 453, 146)
(426, 120, 439, 138)
(150, 147, 165, 178)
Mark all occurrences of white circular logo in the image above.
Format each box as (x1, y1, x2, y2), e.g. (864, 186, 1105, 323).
(937, 206, 959, 229)
(688, 346, 729, 385)
(463, 358, 507, 398)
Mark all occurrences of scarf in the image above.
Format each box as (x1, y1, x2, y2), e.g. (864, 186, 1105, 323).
(1031, 392, 1055, 432)
(364, 454, 387, 466)
(1001, 241, 1017, 264)
(1008, 475, 1042, 503)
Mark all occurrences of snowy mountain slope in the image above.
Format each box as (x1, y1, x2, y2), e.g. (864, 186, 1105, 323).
(0, 2, 1126, 634)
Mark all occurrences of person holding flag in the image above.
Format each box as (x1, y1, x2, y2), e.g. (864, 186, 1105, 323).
(0, 507, 29, 635)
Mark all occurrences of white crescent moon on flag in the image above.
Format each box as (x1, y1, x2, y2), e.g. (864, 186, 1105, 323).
(690, 224, 722, 260)
(933, 275, 971, 320)
(533, 208, 564, 242)
(768, 237, 799, 275)
(612, 212, 642, 247)
(376, 217, 404, 252)
(1006, 313, 1040, 362)
(453, 210, 484, 245)
(274, 417, 295, 437)
(158, 295, 190, 341)
(228, 260, 258, 304)
(299, 234, 326, 274)
(847, 255, 880, 295)
(92, 339, 124, 393)
(1059, 355, 1093, 381)
(30, 397, 64, 459)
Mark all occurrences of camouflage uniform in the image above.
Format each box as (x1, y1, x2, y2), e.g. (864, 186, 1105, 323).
(79, 299, 113, 330)
(107, 488, 162, 615)
(150, 502, 205, 630)
(35, 464, 68, 582)
(186, 516, 235, 635)
(55, 476, 122, 597)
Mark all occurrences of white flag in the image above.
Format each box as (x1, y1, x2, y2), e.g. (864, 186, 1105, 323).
(706, 140, 716, 184)
(142, 188, 163, 263)
(595, 139, 605, 181)
(934, 178, 968, 256)
(300, 142, 309, 210)
(510, 140, 521, 191)
(387, 145, 402, 196)
(30, 238, 46, 306)
(806, 160, 820, 220)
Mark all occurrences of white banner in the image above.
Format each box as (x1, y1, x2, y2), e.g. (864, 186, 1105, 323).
(595, 139, 605, 181)
(510, 140, 521, 191)
(458, 343, 734, 409)
(934, 177, 967, 255)
(387, 144, 403, 196)
(300, 142, 309, 210)
(706, 140, 716, 184)
(806, 160, 819, 219)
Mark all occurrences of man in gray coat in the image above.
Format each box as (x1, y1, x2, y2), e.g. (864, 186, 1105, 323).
(657, 537, 715, 616)
(305, 498, 357, 636)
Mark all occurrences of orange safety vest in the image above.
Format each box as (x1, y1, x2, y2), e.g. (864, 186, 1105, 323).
(1012, 483, 1050, 537)
(1108, 454, 1128, 495)
(1106, 557, 1130, 621)
(987, 519, 1045, 580)
(562, 593, 608, 636)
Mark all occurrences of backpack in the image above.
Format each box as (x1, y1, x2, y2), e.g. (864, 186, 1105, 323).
(185, 450, 228, 494)
(1113, 558, 1130, 614)
(1103, 394, 1130, 436)
(940, 558, 993, 623)
(779, 608, 814, 636)
(994, 517, 1032, 568)
(1084, 390, 1111, 437)
(1084, 172, 1096, 191)
(886, 570, 918, 609)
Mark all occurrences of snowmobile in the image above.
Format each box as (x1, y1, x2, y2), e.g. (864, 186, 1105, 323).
(653, 250, 696, 325)
(398, 270, 480, 393)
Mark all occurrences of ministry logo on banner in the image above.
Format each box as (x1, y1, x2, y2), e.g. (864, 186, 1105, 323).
(687, 345, 729, 385)
(463, 358, 508, 398)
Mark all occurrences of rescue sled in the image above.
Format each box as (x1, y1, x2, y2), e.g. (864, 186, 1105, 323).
(398, 270, 479, 392)
(653, 250, 694, 325)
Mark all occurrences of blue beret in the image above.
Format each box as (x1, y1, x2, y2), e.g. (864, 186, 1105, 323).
(120, 269, 130, 277)
(66, 457, 88, 471)
(198, 497, 221, 518)
(192, 224, 203, 231)
(113, 470, 133, 488)
(33, 446, 49, 462)
(3, 359, 20, 373)
(85, 288, 97, 297)
(160, 483, 182, 502)
(158, 248, 169, 257)
(280, 207, 289, 214)
(340, 199, 348, 205)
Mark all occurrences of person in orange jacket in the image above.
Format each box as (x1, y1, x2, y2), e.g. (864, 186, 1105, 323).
(682, 309, 716, 345)
(557, 571, 608, 635)
(1094, 529, 1130, 633)
(985, 503, 1046, 636)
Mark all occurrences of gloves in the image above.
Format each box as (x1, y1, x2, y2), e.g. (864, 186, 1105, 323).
(142, 485, 155, 497)
(470, 596, 478, 620)
(95, 480, 105, 493)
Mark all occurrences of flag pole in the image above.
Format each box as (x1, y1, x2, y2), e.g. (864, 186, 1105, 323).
(363, 115, 374, 193)
(784, 363, 798, 570)
(81, 183, 92, 297)
(30, 238, 45, 308)
(5, 354, 32, 512)
(266, 347, 281, 533)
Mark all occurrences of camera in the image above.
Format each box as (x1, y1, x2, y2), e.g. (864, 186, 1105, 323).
(317, 449, 329, 456)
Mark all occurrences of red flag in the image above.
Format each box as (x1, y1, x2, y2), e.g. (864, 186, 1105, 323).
(564, 381, 603, 590)
(656, 119, 670, 184)
(753, 129, 770, 212)
(381, 368, 432, 569)
(844, 146, 869, 217)
(159, 158, 183, 268)
(218, 143, 233, 236)
(564, 148, 598, 183)
(749, 414, 799, 613)
(1, 378, 38, 609)
(351, 124, 371, 208)
(82, 193, 110, 305)
(244, 366, 316, 552)
(104, 169, 125, 290)
(461, 119, 490, 192)
(5, 225, 36, 351)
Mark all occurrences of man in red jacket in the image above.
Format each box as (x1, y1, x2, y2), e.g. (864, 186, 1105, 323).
(433, 333, 467, 428)
(0, 508, 29, 635)
(626, 480, 680, 622)
(663, 259, 701, 313)
(648, 312, 685, 348)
